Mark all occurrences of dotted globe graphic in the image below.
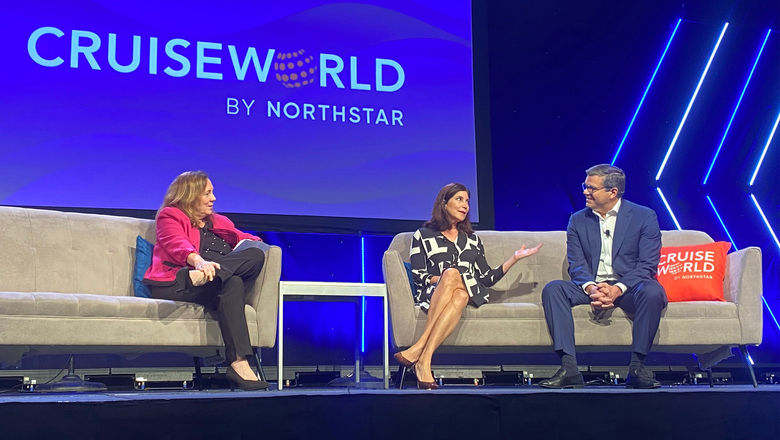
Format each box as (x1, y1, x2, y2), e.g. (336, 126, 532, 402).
(273, 50, 318, 88)
(668, 263, 684, 275)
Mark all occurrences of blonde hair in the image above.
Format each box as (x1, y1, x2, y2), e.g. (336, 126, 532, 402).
(159, 170, 210, 226)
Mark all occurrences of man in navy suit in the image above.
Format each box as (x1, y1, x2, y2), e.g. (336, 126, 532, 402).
(539, 164, 667, 389)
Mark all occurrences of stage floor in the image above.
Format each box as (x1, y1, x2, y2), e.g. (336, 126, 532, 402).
(0, 383, 776, 401)
(2, 385, 779, 439)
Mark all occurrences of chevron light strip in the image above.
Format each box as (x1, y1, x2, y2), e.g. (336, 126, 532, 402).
(657, 22, 729, 181)
(749, 109, 780, 186)
(706, 195, 780, 333)
(750, 194, 780, 250)
(655, 187, 681, 230)
(703, 29, 772, 185)
(612, 18, 682, 166)
(762, 296, 780, 333)
(705, 195, 737, 249)
(749, 192, 780, 332)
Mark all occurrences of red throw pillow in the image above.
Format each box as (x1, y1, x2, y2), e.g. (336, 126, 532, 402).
(657, 241, 731, 302)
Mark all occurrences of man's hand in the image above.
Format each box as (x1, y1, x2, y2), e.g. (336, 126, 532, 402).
(589, 283, 622, 309)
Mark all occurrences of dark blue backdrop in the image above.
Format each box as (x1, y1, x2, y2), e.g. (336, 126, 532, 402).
(487, 0, 780, 364)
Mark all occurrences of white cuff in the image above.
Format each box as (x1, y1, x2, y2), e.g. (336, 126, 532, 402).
(582, 281, 596, 294)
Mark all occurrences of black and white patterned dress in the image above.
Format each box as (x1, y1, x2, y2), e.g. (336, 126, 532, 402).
(410, 227, 505, 311)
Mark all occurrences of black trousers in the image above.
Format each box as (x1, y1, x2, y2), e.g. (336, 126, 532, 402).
(541, 279, 667, 357)
(150, 247, 265, 362)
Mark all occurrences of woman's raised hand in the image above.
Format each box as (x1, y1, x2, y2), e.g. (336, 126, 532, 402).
(513, 243, 543, 260)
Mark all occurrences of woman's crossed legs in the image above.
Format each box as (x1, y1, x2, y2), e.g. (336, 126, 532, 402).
(398, 268, 470, 383)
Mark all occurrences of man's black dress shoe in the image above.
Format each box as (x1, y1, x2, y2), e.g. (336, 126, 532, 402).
(625, 367, 661, 389)
(539, 368, 585, 389)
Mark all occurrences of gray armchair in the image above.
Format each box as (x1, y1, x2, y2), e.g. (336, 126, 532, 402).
(383, 229, 763, 385)
(0, 206, 281, 386)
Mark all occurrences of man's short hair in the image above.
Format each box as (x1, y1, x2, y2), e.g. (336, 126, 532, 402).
(586, 164, 625, 197)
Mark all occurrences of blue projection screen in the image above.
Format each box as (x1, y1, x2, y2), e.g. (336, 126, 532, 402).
(0, 1, 479, 222)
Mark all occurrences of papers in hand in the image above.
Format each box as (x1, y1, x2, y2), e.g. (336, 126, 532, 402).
(232, 239, 270, 254)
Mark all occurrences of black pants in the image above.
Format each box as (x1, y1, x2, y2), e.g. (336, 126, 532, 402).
(541, 279, 667, 357)
(150, 247, 265, 362)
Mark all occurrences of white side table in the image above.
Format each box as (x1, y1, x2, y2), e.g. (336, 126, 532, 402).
(277, 281, 389, 390)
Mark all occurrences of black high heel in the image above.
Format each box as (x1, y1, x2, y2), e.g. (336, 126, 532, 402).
(226, 366, 270, 391)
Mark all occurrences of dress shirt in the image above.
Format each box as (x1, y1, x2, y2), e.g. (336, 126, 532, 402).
(583, 198, 627, 294)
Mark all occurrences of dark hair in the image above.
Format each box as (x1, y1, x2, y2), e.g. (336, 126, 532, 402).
(586, 164, 625, 197)
(423, 183, 473, 234)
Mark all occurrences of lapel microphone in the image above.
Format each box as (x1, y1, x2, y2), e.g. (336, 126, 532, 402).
(605, 229, 611, 238)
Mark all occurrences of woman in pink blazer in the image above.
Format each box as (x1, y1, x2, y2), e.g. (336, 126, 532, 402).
(143, 170, 268, 391)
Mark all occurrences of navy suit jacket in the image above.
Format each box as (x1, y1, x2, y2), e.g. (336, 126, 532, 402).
(566, 199, 661, 290)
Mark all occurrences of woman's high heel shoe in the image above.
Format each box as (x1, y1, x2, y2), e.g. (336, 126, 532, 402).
(226, 366, 270, 391)
(393, 352, 416, 368)
(416, 379, 439, 390)
(394, 352, 417, 389)
(413, 364, 439, 390)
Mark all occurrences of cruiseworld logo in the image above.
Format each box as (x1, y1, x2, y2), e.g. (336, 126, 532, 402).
(657, 249, 716, 280)
(27, 26, 406, 92)
(28, 26, 408, 126)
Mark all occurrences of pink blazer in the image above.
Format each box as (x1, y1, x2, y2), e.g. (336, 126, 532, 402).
(143, 206, 260, 284)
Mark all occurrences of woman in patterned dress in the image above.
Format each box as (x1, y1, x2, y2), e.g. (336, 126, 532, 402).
(394, 183, 542, 389)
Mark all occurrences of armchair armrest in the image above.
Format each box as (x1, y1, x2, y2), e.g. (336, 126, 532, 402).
(725, 246, 762, 345)
(246, 244, 282, 349)
(382, 249, 418, 349)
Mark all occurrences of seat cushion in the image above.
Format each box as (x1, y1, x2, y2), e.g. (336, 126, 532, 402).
(571, 301, 737, 320)
(0, 291, 214, 320)
(462, 302, 542, 319)
(661, 301, 737, 319)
